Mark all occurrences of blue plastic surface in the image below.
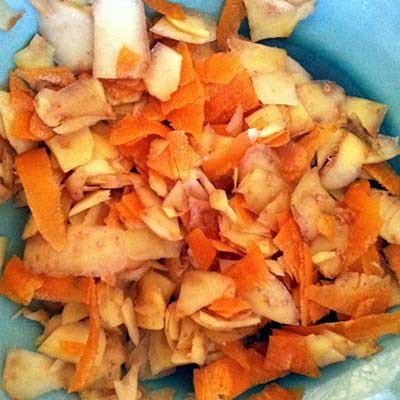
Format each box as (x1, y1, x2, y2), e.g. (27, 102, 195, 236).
(1, 0, 400, 399)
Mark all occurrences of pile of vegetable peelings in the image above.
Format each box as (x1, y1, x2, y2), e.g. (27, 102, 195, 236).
(2, 0, 400, 399)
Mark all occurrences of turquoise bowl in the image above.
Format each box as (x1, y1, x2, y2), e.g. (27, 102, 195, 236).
(1, 1, 400, 399)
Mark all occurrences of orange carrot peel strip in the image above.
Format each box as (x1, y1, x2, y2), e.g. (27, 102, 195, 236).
(0, 256, 44, 305)
(363, 162, 400, 196)
(175, 42, 197, 86)
(109, 114, 171, 145)
(218, 341, 286, 386)
(11, 110, 37, 141)
(16, 148, 66, 251)
(306, 272, 390, 318)
(285, 311, 400, 342)
(194, 357, 252, 400)
(35, 276, 92, 305)
(343, 180, 382, 267)
(147, 131, 201, 180)
(255, 384, 304, 400)
(167, 101, 205, 139)
(187, 228, 217, 270)
(204, 70, 259, 124)
(264, 332, 320, 378)
(196, 52, 241, 85)
(224, 243, 268, 296)
(208, 296, 251, 319)
(202, 130, 254, 180)
(69, 278, 100, 392)
(143, 0, 185, 19)
(274, 218, 313, 326)
(216, 0, 246, 50)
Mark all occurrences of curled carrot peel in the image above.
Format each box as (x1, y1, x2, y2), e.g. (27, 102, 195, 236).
(187, 228, 217, 270)
(274, 218, 312, 326)
(118, 192, 144, 224)
(0, 256, 44, 305)
(69, 278, 100, 392)
(161, 77, 205, 115)
(109, 114, 171, 145)
(349, 244, 383, 276)
(363, 162, 400, 196)
(142, 96, 164, 121)
(11, 109, 37, 141)
(208, 296, 251, 319)
(224, 243, 268, 296)
(194, 357, 252, 400)
(265, 130, 291, 148)
(297, 123, 335, 165)
(285, 311, 400, 342)
(196, 52, 241, 85)
(306, 278, 390, 319)
(343, 180, 382, 267)
(202, 131, 253, 180)
(16, 148, 66, 251)
(264, 332, 319, 378)
(147, 131, 201, 179)
(167, 101, 205, 139)
(255, 384, 304, 400)
(204, 70, 259, 124)
(175, 42, 197, 86)
(218, 341, 251, 369)
(216, 0, 246, 50)
(143, 0, 185, 19)
(35, 276, 92, 305)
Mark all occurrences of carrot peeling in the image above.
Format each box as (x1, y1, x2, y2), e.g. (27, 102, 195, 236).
(109, 114, 171, 145)
(286, 311, 400, 342)
(194, 357, 252, 400)
(264, 332, 319, 378)
(204, 70, 259, 124)
(0, 256, 44, 305)
(143, 0, 185, 19)
(16, 148, 66, 251)
(35, 276, 92, 305)
(253, 384, 304, 400)
(202, 131, 254, 180)
(175, 42, 197, 86)
(69, 278, 100, 392)
(216, 0, 246, 50)
(208, 296, 251, 319)
(224, 243, 268, 295)
(187, 228, 217, 270)
(343, 180, 382, 267)
(196, 52, 241, 85)
(363, 162, 400, 196)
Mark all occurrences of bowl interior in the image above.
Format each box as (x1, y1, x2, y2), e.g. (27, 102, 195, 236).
(1, 1, 400, 399)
